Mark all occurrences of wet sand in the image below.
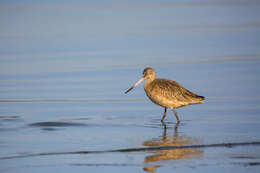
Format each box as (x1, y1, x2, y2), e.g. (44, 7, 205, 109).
(1, 1, 260, 172)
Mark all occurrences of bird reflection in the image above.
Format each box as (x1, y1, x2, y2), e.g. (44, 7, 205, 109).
(143, 123, 202, 172)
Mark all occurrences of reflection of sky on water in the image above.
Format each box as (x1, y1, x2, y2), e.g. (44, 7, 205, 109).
(0, 1, 259, 125)
(0, 0, 259, 101)
(0, 1, 260, 75)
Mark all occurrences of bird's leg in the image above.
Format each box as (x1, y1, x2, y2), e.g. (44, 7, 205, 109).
(172, 109, 180, 123)
(161, 108, 167, 122)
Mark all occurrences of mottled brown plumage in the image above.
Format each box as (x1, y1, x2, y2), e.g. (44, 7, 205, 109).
(125, 67, 205, 123)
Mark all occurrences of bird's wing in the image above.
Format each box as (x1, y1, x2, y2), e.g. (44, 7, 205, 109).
(151, 79, 198, 102)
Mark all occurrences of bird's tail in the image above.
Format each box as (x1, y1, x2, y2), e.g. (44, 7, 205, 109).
(197, 95, 205, 100)
(184, 88, 205, 101)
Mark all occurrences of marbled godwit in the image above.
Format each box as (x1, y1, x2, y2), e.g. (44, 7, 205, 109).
(125, 67, 204, 123)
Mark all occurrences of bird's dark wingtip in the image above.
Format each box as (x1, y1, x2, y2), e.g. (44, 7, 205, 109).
(199, 96, 205, 100)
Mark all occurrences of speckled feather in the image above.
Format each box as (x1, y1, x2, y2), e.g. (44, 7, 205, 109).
(144, 78, 204, 109)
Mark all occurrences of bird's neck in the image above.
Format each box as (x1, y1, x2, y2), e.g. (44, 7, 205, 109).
(144, 78, 155, 90)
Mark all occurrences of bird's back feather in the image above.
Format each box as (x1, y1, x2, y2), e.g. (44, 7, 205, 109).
(144, 78, 204, 108)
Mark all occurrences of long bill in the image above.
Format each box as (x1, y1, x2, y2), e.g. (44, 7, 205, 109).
(125, 77, 144, 94)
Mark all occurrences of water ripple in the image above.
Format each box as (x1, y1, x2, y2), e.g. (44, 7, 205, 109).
(1, 141, 260, 160)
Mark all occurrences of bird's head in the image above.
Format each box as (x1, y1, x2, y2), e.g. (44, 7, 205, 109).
(142, 67, 156, 80)
(125, 67, 155, 94)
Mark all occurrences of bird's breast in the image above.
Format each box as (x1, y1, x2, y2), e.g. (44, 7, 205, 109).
(144, 81, 172, 108)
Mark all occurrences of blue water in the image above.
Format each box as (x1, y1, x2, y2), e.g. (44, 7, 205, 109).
(0, 1, 260, 172)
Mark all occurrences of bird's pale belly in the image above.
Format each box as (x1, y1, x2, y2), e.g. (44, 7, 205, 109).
(145, 90, 186, 109)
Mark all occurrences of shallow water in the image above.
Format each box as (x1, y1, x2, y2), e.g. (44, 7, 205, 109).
(1, 1, 260, 172)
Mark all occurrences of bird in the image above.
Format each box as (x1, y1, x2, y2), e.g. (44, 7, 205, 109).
(125, 67, 204, 123)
